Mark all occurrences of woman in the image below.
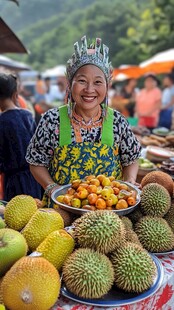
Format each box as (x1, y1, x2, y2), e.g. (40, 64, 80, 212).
(135, 74, 162, 130)
(0, 73, 42, 201)
(26, 36, 141, 199)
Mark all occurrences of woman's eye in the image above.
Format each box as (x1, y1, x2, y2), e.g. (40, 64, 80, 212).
(95, 80, 102, 84)
(78, 79, 86, 83)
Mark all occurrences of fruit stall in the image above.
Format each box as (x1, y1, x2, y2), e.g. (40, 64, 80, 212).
(0, 171, 174, 310)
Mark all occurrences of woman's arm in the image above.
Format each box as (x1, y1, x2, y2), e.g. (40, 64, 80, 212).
(122, 161, 139, 185)
(30, 165, 60, 192)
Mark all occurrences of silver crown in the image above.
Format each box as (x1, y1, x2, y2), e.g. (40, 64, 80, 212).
(66, 35, 112, 83)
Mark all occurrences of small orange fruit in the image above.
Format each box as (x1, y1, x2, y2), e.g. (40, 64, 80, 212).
(115, 199, 128, 210)
(88, 193, 98, 205)
(95, 198, 106, 210)
(127, 196, 136, 206)
(87, 184, 98, 194)
(119, 184, 128, 191)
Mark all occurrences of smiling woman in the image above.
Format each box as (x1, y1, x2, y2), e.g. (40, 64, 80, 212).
(26, 35, 141, 205)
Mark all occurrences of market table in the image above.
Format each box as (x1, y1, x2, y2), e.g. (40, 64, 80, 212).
(52, 253, 174, 310)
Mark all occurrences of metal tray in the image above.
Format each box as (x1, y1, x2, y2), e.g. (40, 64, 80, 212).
(51, 181, 141, 215)
(61, 254, 163, 307)
(151, 249, 174, 256)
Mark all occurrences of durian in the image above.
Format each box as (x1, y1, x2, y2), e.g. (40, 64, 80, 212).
(120, 216, 133, 230)
(111, 242, 157, 293)
(164, 203, 174, 233)
(63, 248, 114, 299)
(22, 209, 64, 251)
(140, 183, 171, 217)
(4, 195, 37, 231)
(125, 229, 142, 246)
(128, 208, 143, 224)
(135, 216, 174, 252)
(36, 229, 75, 270)
(141, 171, 173, 196)
(73, 210, 125, 254)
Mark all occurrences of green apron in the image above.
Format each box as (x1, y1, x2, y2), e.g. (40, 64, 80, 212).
(49, 105, 122, 184)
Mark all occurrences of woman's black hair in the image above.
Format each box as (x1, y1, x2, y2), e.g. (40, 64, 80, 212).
(0, 73, 17, 99)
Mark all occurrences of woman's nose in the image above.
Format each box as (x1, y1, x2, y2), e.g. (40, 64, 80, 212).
(84, 82, 95, 92)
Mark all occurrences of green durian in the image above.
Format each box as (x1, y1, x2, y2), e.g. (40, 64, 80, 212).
(63, 248, 114, 299)
(135, 216, 174, 252)
(140, 183, 171, 217)
(111, 242, 157, 293)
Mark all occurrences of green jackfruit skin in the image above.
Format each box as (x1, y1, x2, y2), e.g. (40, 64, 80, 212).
(73, 210, 126, 254)
(135, 216, 174, 252)
(140, 183, 171, 217)
(36, 229, 75, 270)
(111, 242, 157, 293)
(164, 203, 174, 233)
(120, 216, 133, 230)
(63, 248, 114, 299)
(22, 209, 64, 251)
(4, 195, 37, 231)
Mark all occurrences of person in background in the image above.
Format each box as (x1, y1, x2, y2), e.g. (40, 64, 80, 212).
(26, 35, 141, 204)
(0, 73, 42, 201)
(135, 74, 162, 130)
(120, 78, 138, 117)
(35, 74, 46, 103)
(158, 74, 174, 129)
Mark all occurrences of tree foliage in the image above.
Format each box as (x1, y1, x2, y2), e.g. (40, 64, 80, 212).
(0, 0, 174, 70)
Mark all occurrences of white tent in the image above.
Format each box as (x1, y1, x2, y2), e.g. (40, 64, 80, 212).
(42, 65, 66, 78)
(140, 49, 174, 68)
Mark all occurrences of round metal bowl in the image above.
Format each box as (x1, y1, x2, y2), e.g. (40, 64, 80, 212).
(51, 181, 141, 216)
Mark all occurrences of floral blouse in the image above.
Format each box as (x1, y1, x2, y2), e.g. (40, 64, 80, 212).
(26, 107, 141, 168)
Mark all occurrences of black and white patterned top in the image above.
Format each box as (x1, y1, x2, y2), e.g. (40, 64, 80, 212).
(26, 108, 141, 168)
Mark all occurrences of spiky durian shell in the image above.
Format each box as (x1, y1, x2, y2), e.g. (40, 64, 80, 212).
(127, 208, 143, 224)
(164, 202, 174, 233)
(135, 216, 174, 252)
(73, 210, 125, 254)
(111, 242, 157, 293)
(140, 183, 171, 217)
(125, 229, 142, 246)
(120, 216, 133, 230)
(63, 248, 114, 299)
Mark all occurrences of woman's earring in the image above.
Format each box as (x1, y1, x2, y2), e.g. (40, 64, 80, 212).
(103, 96, 108, 117)
(67, 91, 73, 117)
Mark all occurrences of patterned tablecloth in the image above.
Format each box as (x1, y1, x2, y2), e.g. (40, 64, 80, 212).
(51, 253, 174, 310)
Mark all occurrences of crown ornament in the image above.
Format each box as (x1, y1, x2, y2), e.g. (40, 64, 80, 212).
(66, 35, 113, 83)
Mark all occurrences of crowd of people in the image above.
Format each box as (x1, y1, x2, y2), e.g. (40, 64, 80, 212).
(110, 72, 174, 131)
(0, 35, 173, 203)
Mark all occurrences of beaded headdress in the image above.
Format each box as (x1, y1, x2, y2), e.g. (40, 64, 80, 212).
(66, 35, 113, 84)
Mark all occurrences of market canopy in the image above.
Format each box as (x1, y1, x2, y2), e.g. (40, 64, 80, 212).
(0, 55, 31, 71)
(139, 49, 174, 74)
(113, 49, 174, 80)
(0, 17, 28, 53)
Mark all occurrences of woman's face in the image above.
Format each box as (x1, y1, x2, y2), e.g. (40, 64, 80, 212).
(144, 77, 157, 90)
(71, 65, 107, 112)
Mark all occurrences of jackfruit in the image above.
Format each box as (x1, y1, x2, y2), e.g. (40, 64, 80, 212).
(2, 256, 60, 310)
(141, 171, 173, 196)
(4, 195, 37, 230)
(22, 209, 64, 251)
(36, 229, 75, 270)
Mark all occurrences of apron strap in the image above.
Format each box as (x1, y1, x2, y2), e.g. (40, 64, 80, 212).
(59, 105, 71, 146)
(59, 105, 114, 147)
(101, 107, 114, 146)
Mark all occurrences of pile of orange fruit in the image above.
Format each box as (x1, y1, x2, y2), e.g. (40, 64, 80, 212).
(56, 175, 137, 211)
